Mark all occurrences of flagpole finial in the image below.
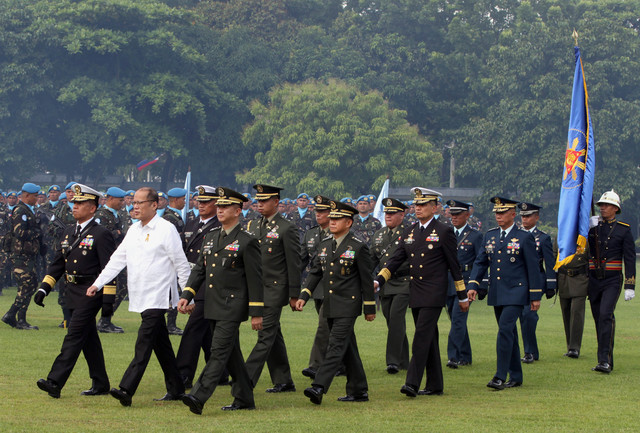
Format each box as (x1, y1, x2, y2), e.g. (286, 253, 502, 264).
(572, 29, 579, 46)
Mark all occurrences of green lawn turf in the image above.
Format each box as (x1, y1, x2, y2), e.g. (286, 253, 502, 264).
(1, 268, 638, 433)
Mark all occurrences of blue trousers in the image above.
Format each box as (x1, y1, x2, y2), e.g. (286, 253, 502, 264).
(446, 295, 472, 363)
(493, 305, 524, 382)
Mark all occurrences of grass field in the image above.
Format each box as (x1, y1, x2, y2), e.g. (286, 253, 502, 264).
(1, 276, 638, 433)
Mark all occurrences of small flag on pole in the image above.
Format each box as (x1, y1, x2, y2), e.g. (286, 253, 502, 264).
(373, 177, 390, 227)
(182, 168, 191, 223)
(555, 41, 596, 269)
(136, 154, 164, 171)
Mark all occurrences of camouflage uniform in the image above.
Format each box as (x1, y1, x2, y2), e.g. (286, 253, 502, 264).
(351, 213, 382, 245)
(94, 205, 127, 333)
(0, 205, 12, 293)
(240, 208, 260, 230)
(2, 201, 44, 329)
(403, 213, 418, 225)
(287, 208, 316, 242)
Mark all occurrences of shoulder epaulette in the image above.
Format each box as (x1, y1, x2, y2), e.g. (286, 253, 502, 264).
(618, 221, 630, 227)
(487, 227, 500, 232)
(320, 234, 333, 242)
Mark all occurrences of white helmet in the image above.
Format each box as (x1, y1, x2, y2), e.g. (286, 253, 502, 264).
(596, 189, 621, 214)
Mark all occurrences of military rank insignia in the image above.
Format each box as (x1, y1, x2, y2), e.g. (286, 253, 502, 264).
(80, 236, 94, 248)
(405, 232, 415, 244)
(266, 229, 280, 239)
(426, 231, 439, 242)
(225, 240, 240, 251)
(319, 248, 327, 258)
(506, 239, 520, 254)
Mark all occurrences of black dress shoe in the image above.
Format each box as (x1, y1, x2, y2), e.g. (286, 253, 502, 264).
(418, 389, 443, 396)
(99, 322, 124, 334)
(486, 377, 505, 390)
(58, 321, 65, 329)
(80, 387, 109, 396)
(457, 360, 472, 366)
(221, 403, 255, 411)
(301, 367, 317, 379)
(37, 378, 61, 398)
(1, 312, 17, 328)
(266, 383, 296, 393)
(592, 362, 611, 373)
(303, 386, 324, 405)
(504, 380, 522, 388)
(386, 364, 400, 374)
(16, 320, 38, 330)
(446, 359, 459, 369)
(400, 384, 418, 398)
(337, 392, 369, 402)
(110, 388, 132, 406)
(521, 353, 535, 364)
(154, 392, 183, 401)
(182, 394, 203, 415)
(565, 349, 579, 359)
(167, 325, 183, 336)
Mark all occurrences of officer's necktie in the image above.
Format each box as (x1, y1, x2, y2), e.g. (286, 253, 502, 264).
(455, 229, 460, 237)
(500, 230, 506, 243)
(219, 229, 226, 246)
(261, 218, 268, 234)
(197, 221, 205, 231)
(75, 224, 82, 238)
(331, 239, 337, 254)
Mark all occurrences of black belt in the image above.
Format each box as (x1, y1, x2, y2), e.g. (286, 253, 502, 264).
(65, 273, 97, 285)
(558, 267, 587, 277)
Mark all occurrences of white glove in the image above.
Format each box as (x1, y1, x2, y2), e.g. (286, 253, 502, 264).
(624, 289, 635, 301)
(589, 216, 600, 228)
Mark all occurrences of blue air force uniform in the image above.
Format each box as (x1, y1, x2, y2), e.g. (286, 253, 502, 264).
(446, 220, 482, 366)
(468, 197, 542, 386)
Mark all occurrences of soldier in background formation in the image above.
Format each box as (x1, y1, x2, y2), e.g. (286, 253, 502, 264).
(288, 193, 316, 242)
(163, 187, 188, 336)
(352, 195, 381, 245)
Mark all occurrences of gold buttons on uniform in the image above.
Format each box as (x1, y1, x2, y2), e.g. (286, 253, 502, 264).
(74, 260, 77, 263)
(209, 284, 213, 288)
(497, 259, 501, 263)
(352, 296, 355, 299)
(329, 272, 333, 275)
(209, 274, 213, 277)
(497, 277, 501, 280)
(419, 265, 423, 268)
(329, 290, 333, 294)
(214, 253, 218, 257)
(497, 268, 500, 271)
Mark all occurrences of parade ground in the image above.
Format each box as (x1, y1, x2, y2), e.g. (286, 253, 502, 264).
(1, 269, 638, 433)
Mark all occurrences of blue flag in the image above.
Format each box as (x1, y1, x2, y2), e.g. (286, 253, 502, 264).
(555, 46, 596, 269)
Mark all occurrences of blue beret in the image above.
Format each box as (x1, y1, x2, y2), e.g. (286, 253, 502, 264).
(340, 197, 353, 205)
(48, 185, 61, 193)
(65, 182, 76, 190)
(368, 195, 376, 201)
(167, 188, 187, 198)
(356, 195, 368, 203)
(252, 199, 257, 204)
(297, 193, 309, 200)
(157, 192, 166, 198)
(38, 191, 45, 196)
(242, 193, 252, 200)
(126, 190, 135, 197)
(191, 192, 197, 198)
(106, 187, 126, 198)
(7, 191, 17, 198)
(22, 183, 41, 194)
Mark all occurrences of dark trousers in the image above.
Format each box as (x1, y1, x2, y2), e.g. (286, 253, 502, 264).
(446, 294, 472, 363)
(519, 305, 539, 358)
(589, 276, 621, 368)
(308, 300, 330, 370)
(190, 320, 254, 408)
(48, 304, 109, 390)
(119, 309, 184, 396)
(406, 307, 443, 391)
(313, 317, 368, 395)
(381, 293, 410, 368)
(494, 305, 524, 382)
(176, 300, 212, 383)
(245, 305, 293, 387)
(560, 296, 586, 352)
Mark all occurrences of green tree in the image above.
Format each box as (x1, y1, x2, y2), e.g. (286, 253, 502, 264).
(236, 79, 442, 197)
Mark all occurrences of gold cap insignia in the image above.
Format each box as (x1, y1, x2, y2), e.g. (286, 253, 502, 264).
(521, 203, 527, 210)
(198, 186, 205, 195)
(257, 185, 264, 193)
(74, 184, 81, 194)
(330, 201, 337, 209)
(217, 187, 225, 197)
(414, 189, 423, 197)
(316, 195, 323, 204)
(385, 198, 392, 206)
(495, 198, 502, 206)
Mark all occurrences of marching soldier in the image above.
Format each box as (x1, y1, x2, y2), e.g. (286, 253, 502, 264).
(245, 184, 301, 393)
(588, 190, 635, 373)
(176, 185, 222, 388)
(178, 187, 263, 414)
(467, 197, 541, 390)
(352, 196, 381, 245)
(296, 200, 376, 404)
(300, 195, 333, 379)
(375, 188, 468, 397)
(557, 249, 589, 358)
(34, 184, 117, 398)
(517, 202, 557, 364)
(445, 200, 483, 368)
(370, 198, 410, 374)
(94, 187, 127, 333)
(1, 183, 45, 330)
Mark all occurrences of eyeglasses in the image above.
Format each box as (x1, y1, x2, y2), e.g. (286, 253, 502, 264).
(132, 200, 154, 206)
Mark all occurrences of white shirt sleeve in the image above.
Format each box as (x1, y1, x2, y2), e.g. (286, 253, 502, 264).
(92, 234, 128, 290)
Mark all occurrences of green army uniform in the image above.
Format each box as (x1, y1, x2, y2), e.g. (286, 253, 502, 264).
(0, 204, 13, 294)
(558, 250, 589, 357)
(2, 201, 44, 329)
(240, 208, 260, 230)
(352, 214, 382, 246)
(245, 199, 301, 391)
(180, 187, 263, 413)
(300, 202, 376, 403)
(371, 220, 410, 371)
